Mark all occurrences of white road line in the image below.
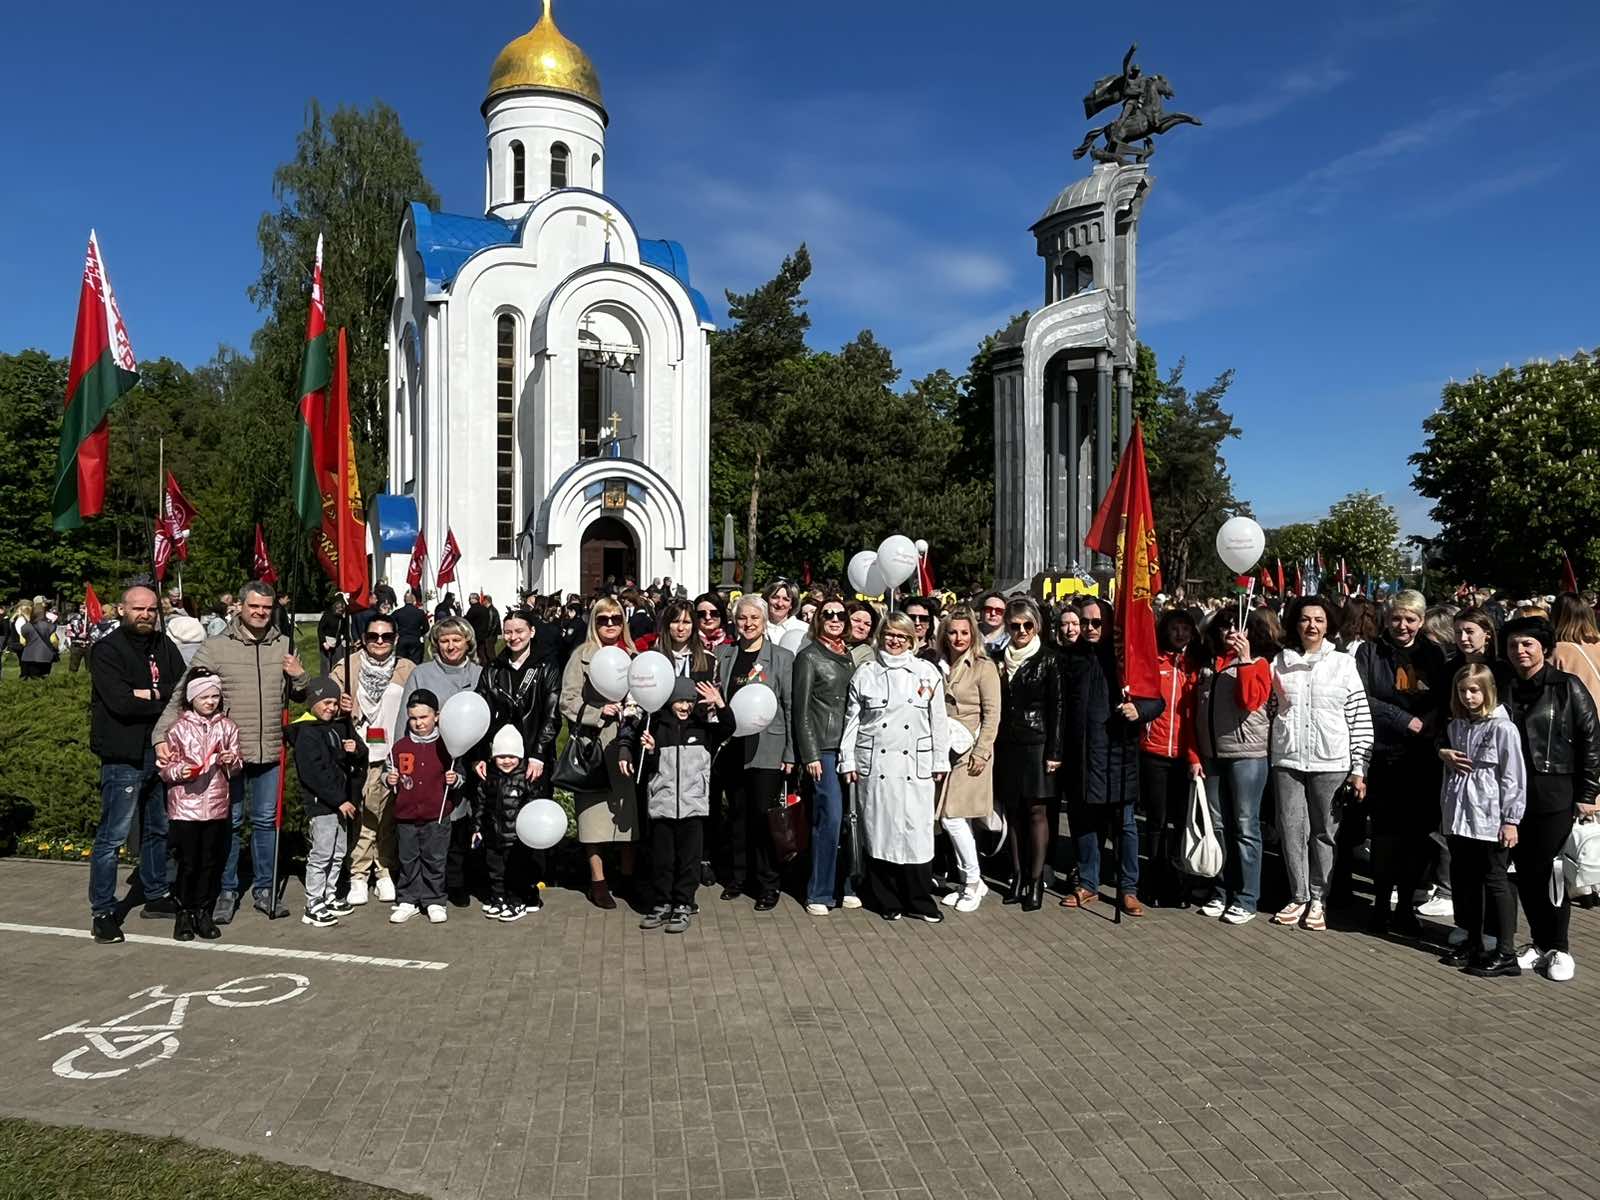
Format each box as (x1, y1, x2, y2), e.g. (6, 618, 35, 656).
(0, 923, 449, 971)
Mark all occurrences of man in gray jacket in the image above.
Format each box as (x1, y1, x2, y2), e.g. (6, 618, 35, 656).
(155, 580, 308, 922)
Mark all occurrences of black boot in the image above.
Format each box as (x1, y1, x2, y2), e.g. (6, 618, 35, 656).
(1021, 877, 1043, 912)
(173, 908, 195, 942)
(193, 908, 222, 940)
(1002, 874, 1025, 905)
(1466, 951, 1522, 978)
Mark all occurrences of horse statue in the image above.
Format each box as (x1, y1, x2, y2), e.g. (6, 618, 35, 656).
(1073, 45, 1201, 164)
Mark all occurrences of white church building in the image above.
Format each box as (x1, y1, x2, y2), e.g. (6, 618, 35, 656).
(378, 1, 714, 599)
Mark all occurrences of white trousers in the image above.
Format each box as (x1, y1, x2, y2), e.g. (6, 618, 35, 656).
(942, 817, 980, 886)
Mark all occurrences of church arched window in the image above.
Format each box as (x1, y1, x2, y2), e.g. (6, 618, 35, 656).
(591, 152, 601, 189)
(510, 141, 526, 203)
(495, 314, 517, 556)
(550, 142, 570, 189)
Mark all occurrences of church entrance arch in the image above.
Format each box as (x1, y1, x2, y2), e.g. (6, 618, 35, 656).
(579, 516, 637, 593)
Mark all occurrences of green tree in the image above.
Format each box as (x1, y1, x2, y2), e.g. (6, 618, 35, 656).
(707, 246, 812, 585)
(1411, 350, 1600, 591)
(1263, 522, 1320, 575)
(1317, 490, 1400, 580)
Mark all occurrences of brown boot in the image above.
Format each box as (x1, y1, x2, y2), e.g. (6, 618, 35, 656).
(1059, 886, 1098, 908)
(1119, 893, 1146, 917)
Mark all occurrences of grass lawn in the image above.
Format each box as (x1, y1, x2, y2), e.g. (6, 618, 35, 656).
(0, 1117, 425, 1199)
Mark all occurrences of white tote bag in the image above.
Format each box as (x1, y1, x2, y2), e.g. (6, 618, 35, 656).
(1180, 776, 1224, 878)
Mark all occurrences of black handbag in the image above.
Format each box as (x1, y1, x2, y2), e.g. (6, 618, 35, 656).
(552, 730, 608, 792)
(843, 781, 867, 882)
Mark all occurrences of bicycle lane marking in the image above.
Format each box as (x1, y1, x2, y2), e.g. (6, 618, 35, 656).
(0, 923, 449, 971)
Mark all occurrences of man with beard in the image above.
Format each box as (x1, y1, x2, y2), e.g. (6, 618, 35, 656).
(87, 583, 186, 943)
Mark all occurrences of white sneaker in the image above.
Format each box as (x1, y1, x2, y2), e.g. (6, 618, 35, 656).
(481, 900, 505, 919)
(1547, 950, 1576, 982)
(1222, 905, 1256, 925)
(389, 902, 419, 924)
(1199, 897, 1227, 918)
(347, 877, 369, 906)
(955, 887, 984, 914)
(375, 876, 396, 903)
(426, 904, 448, 924)
(1517, 945, 1547, 970)
(805, 903, 830, 916)
(940, 891, 962, 908)
(1416, 893, 1454, 918)
(841, 894, 863, 909)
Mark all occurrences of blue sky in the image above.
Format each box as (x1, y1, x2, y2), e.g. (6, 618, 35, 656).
(4, 1, 1597, 533)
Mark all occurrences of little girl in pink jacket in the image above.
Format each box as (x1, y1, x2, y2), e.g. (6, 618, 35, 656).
(158, 670, 242, 941)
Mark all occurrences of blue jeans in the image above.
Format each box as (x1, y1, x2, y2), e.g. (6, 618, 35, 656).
(1070, 800, 1140, 893)
(1202, 757, 1268, 911)
(805, 752, 855, 905)
(89, 751, 170, 915)
(221, 762, 282, 898)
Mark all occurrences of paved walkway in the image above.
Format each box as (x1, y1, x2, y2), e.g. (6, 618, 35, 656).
(2, 857, 1597, 1200)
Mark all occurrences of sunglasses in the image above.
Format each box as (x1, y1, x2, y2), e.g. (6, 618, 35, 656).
(1008, 621, 1035, 633)
(821, 609, 846, 620)
(365, 632, 395, 643)
(696, 609, 720, 619)
(1084, 618, 1104, 628)
(983, 606, 1005, 614)
(909, 614, 931, 624)
(882, 633, 910, 643)
(596, 615, 622, 627)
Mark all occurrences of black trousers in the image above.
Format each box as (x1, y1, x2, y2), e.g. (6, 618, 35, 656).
(1367, 751, 1441, 919)
(396, 821, 450, 906)
(1512, 806, 1575, 954)
(483, 836, 545, 904)
(720, 762, 782, 896)
(445, 815, 478, 901)
(866, 858, 937, 918)
(1447, 834, 1514, 953)
(650, 817, 704, 910)
(169, 818, 229, 910)
(1138, 753, 1190, 901)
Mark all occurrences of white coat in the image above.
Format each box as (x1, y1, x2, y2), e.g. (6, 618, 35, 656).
(839, 651, 949, 865)
(1270, 645, 1374, 776)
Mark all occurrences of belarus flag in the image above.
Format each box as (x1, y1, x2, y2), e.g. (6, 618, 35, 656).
(53, 231, 138, 530)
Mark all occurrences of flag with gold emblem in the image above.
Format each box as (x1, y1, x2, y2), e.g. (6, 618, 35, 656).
(1085, 419, 1163, 700)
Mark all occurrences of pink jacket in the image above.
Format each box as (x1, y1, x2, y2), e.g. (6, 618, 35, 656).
(160, 711, 242, 821)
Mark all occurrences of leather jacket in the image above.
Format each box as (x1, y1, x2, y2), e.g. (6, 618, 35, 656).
(474, 649, 562, 777)
(792, 640, 856, 764)
(1503, 664, 1600, 796)
(992, 645, 1063, 760)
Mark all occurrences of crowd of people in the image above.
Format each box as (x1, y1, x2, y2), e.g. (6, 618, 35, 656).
(75, 572, 1599, 982)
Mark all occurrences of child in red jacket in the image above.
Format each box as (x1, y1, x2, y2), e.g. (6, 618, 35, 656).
(385, 689, 460, 925)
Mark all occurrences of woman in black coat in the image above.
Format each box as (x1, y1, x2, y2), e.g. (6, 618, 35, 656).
(1060, 597, 1163, 916)
(990, 597, 1064, 912)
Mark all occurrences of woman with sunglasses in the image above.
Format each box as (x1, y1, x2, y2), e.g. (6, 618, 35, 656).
(991, 596, 1064, 911)
(330, 612, 414, 906)
(977, 591, 1010, 654)
(938, 607, 1002, 912)
(713, 595, 796, 911)
(793, 598, 860, 914)
(902, 597, 942, 666)
(559, 597, 641, 909)
(845, 602, 880, 666)
(841, 612, 949, 921)
(693, 592, 731, 653)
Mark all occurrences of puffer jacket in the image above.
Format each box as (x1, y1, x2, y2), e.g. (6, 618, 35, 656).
(159, 710, 242, 821)
(1189, 656, 1272, 763)
(1441, 706, 1527, 839)
(1141, 650, 1198, 760)
(644, 704, 733, 820)
(154, 616, 309, 764)
(991, 644, 1064, 759)
(473, 760, 533, 846)
(1270, 645, 1374, 776)
(792, 640, 855, 764)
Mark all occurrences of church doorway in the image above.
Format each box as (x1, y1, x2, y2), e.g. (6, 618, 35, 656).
(579, 516, 637, 593)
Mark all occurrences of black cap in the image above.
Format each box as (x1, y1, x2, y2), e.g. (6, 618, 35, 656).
(1502, 616, 1554, 653)
(407, 688, 440, 712)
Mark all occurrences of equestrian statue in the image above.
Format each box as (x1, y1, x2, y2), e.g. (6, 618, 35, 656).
(1073, 44, 1201, 164)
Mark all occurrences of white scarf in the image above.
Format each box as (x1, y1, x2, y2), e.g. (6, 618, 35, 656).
(1003, 634, 1041, 677)
(878, 649, 916, 670)
(358, 652, 398, 707)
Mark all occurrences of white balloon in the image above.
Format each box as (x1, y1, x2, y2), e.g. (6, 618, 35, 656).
(780, 626, 809, 654)
(876, 534, 920, 588)
(587, 645, 632, 702)
(627, 650, 676, 713)
(1215, 516, 1266, 574)
(730, 682, 778, 737)
(438, 690, 491, 757)
(515, 798, 567, 850)
(914, 538, 929, 555)
(847, 550, 880, 596)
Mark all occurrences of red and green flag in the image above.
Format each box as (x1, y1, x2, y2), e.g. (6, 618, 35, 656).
(53, 231, 138, 530)
(291, 234, 331, 531)
(317, 327, 371, 607)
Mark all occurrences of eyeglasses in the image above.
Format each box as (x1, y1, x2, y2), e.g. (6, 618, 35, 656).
(1084, 618, 1104, 628)
(596, 615, 622, 627)
(365, 632, 395, 644)
(821, 609, 846, 620)
(982, 605, 1006, 615)
(882, 633, 910, 644)
(696, 609, 720, 619)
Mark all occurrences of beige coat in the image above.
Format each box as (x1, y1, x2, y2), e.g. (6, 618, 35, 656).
(153, 616, 308, 765)
(938, 653, 1001, 819)
(560, 644, 638, 843)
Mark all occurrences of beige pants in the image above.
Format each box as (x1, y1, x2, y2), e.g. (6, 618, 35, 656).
(350, 763, 397, 882)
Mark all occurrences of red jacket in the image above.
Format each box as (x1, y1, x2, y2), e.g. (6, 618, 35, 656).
(1141, 651, 1199, 760)
(389, 734, 457, 823)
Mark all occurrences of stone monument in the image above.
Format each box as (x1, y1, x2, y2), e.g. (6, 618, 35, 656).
(990, 45, 1198, 590)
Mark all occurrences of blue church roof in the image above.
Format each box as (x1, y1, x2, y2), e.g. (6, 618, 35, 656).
(409, 200, 714, 325)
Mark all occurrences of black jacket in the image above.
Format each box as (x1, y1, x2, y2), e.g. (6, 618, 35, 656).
(1060, 642, 1162, 806)
(1504, 664, 1600, 807)
(991, 645, 1065, 760)
(474, 648, 563, 785)
(89, 626, 185, 765)
(392, 604, 430, 662)
(291, 716, 362, 818)
(472, 761, 534, 846)
(1357, 635, 1451, 760)
(792, 641, 855, 763)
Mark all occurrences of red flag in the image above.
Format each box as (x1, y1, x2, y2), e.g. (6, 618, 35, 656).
(1258, 566, 1273, 594)
(1234, 575, 1252, 590)
(1562, 553, 1580, 594)
(314, 328, 371, 607)
(800, 560, 812, 588)
(1085, 419, 1162, 700)
(437, 528, 462, 588)
(1275, 558, 1285, 596)
(153, 471, 197, 580)
(917, 546, 936, 595)
(253, 523, 279, 584)
(406, 531, 428, 592)
(84, 583, 104, 626)
(1293, 561, 1303, 596)
(1338, 557, 1351, 597)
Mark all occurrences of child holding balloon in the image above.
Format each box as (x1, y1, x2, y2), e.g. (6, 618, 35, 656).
(386, 689, 462, 924)
(472, 724, 541, 921)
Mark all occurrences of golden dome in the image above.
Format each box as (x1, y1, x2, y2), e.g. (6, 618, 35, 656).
(486, 0, 606, 117)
